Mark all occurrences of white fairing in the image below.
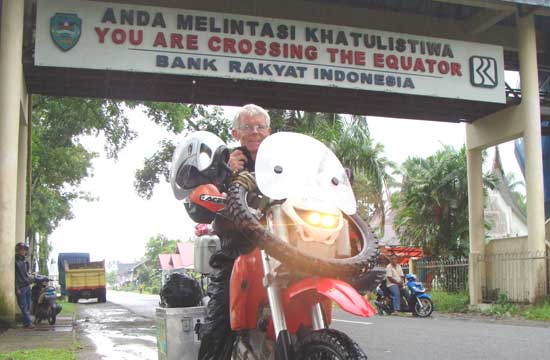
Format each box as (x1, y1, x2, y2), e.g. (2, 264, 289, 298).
(255, 132, 357, 215)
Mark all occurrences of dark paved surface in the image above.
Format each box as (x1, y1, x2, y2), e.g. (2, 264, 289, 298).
(332, 309, 550, 360)
(0, 316, 74, 353)
(76, 300, 157, 360)
(84, 292, 550, 359)
(106, 291, 160, 319)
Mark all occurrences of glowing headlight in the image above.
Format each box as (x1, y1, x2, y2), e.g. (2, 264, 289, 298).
(306, 212, 322, 225)
(302, 211, 338, 228)
(321, 215, 337, 228)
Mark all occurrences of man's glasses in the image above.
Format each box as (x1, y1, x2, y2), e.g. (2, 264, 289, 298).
(239, 124, 269, 133)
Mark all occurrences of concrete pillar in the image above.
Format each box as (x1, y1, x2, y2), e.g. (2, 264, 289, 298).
(0, 0, 25, 321)
(408, 257, 418, 276)
(466, 147, 485, 305)
(517, 14, 547, 302)
(16, 118, 28, 247)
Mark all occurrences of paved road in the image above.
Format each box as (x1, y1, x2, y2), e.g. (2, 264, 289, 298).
(104, 291, 550, 359)
(332, 310, 550, 360)
(106, 290, 160, 319)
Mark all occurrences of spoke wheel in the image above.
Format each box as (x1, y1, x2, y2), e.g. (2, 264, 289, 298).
(296, 329, 367, 360)
(414, 298, 433, 317)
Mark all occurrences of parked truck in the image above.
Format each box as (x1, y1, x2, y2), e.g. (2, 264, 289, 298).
(58, 253, 90, 296)
(65, 260, 107, 303)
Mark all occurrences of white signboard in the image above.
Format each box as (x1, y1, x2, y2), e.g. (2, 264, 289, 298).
(35, 0, 506, 103)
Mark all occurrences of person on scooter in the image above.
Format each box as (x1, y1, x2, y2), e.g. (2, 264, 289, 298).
(197, 104, 271, 360)
(386, 254, 404, 312)
(15, 242, 34, 329)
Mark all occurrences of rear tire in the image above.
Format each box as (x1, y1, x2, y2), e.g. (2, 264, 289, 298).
(296, 329, 367, 359)
(413, 298, 433, 317)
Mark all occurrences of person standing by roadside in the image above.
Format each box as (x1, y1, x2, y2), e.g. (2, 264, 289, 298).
(15, 242, 34, 329)
(386, 254, 404, 312)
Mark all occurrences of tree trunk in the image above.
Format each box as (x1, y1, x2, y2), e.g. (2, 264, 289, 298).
(38, 233, 50, 275)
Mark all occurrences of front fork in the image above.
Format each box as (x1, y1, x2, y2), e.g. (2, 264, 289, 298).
(264, 206, 327, 359)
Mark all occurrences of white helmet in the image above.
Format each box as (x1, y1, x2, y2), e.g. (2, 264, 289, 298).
(170, 131, 230, 200)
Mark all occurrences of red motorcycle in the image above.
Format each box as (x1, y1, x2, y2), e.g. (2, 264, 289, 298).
(183, 132, 380, 359)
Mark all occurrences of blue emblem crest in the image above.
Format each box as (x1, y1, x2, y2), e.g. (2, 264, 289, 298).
(50, 13, 82, 51)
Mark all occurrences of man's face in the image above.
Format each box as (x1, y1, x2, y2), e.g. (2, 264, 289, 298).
(17, 248, 27, 257)
(231, 114, 271, 158)
(390, 256, 397, 265)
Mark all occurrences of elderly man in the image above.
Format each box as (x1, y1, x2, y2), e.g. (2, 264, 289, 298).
(198, 104, 271, 360)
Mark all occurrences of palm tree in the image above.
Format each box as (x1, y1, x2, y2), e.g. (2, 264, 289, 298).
(391, 146, 471, 257)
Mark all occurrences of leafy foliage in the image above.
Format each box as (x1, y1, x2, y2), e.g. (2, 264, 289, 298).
(132, 105, 231, 199)
(28, 97, 215, 273)
(134, 234, 179, 293)
(28, 96, 136, 273)
(391, 146, 470, 256)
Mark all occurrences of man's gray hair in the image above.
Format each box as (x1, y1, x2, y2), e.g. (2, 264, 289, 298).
(233, 104, 271, 130)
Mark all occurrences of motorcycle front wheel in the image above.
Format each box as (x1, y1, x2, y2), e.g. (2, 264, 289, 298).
(296, 329, 367, 359)
(414, 298, 433, 317)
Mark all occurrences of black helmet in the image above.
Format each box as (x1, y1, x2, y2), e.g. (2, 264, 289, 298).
(15, 242, 29, 252)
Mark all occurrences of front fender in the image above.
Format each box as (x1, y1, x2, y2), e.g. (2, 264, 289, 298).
(285, 278, 376, 317)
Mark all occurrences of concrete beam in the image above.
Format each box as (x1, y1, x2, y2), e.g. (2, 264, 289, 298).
(432, 0, 516, 11)
(466, 105, 525, 150)
(465, 8, 515, 34)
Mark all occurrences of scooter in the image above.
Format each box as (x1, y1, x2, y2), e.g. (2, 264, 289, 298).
(31, 275, 62, 325)
(183, 132, 381, 359)
(375, 273, 433, 317)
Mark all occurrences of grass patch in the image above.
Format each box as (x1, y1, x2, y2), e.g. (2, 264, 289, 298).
(0, 348, 75, 360)
(521, 301, 550, 321)
(57, 299, 76, 317)
(430, 291, 469, 313)
(481, 293, 521, 317)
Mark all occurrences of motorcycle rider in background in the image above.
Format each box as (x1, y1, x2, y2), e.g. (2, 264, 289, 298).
(386, 254, 405, 312)
(196, 104, 271, 360)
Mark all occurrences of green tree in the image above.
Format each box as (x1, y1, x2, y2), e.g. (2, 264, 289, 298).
(28, 96, 135, 273)
(391, 145, 492, 257)
(106, 270, 117, 287)
(136, 234, 179, 291)
(27, 97, 214, 273)
(144, 234, 178, 264)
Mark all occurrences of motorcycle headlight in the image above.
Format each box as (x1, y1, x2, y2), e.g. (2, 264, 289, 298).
(299, 211, 339, 229)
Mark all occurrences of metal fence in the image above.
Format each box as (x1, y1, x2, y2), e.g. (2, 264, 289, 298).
(477, 250, 550, 303)
(409, 250, 550, 302)
(416, 258, 469, 293)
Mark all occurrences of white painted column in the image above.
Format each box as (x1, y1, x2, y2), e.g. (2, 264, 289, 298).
(16, 117, 29, 249)
(518, 14, 547, 302)
(466, 146, 485, 305)
(0, 0, 25, 321)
